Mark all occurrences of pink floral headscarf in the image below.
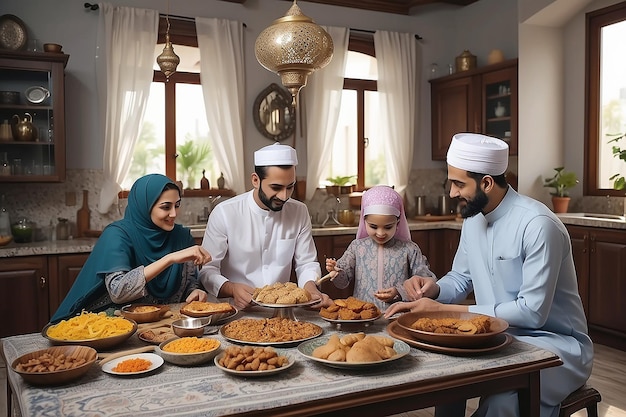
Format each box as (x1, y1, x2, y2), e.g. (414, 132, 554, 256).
(356, 185, 411, 241)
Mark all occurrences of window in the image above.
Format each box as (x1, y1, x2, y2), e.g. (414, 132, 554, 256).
(321, 34, 383, 191)
(585, 3, 626, 196)
(122, 18, 222, 193)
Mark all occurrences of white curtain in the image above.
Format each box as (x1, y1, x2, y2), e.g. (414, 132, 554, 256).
(195, 18, 246, 195)
(95, 3, 158, 213)
(374, 31, 418, 197)
(304, 26, 350, 200)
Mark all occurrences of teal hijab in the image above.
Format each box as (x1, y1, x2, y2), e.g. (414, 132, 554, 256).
(51, 174, 194, 322)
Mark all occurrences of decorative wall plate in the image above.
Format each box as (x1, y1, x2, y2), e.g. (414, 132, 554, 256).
(0, 15, 28, 51)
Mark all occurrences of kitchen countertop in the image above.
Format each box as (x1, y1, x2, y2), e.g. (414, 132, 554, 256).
(1, 214, 623, 258)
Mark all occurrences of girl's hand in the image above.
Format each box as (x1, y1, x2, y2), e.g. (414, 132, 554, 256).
(325, 258, 338, 273)
(374, 287, 398, 302)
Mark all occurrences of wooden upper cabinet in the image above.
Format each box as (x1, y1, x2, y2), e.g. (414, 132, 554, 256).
(430, 58, 518, 160)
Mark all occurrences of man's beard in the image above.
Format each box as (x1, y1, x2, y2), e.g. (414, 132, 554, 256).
(258, 185, 287, 212)
(460, 185, 488, 218)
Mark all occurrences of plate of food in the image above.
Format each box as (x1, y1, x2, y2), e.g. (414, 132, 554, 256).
(43, 312, 137, 351)
(220, 317, 323, 346)
(395, 311, 509, 348)
(138, 328, 177, 345)
(319, 296, 382, 324)
(11, 345, 97, 386)
(297, 333, 410, 369)
(214, 345, 294, 377)
(386, 321, 513, 356)
(179, 301, 237, 323)
(121, 304, 169, 323)
(101, 353, 163, 376)
(251, 282, 315, 307)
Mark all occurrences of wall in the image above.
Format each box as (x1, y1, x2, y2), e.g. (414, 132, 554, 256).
(0, 0, 519, 231)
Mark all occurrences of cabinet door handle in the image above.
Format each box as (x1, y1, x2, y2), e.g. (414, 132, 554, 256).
(40, 276, 46, 288)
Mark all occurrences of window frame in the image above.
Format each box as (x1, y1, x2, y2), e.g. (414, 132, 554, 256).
(344, 33, 377, 191)
(584, 2, 626, 196)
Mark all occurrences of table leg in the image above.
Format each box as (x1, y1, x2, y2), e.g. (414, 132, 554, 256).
(518, 370, 541, 417)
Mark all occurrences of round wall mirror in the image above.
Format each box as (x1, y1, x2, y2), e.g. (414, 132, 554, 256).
(253, 83, 296, 142)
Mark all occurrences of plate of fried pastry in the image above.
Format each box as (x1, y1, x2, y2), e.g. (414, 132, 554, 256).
(319, 296, 382, 324)
(180, 301, 237, 323)
(251, 282, 318, 308)
(298, 332, 410, 369)
(395, 311, 508, 348)
(220, 317, 323, 346)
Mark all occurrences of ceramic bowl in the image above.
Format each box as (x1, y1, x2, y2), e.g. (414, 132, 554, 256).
(11, 345, 97, 386)
(396, 311, 509, 348)
(43, 43, 62, 53)
(156, 337, 221, 366)
(120, 304, 169, 323)
(42, 318, 138, 351)
(171, 317, 212, 338)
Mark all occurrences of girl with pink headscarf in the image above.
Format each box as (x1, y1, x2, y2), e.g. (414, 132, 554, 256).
(326, 186, 435, 309)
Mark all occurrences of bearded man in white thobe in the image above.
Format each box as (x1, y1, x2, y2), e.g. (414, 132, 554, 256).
(386, 133, 593, 417)
(199, 143, 332, 310)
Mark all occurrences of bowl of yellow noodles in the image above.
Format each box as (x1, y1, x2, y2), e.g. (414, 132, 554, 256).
(42, 312, 137, 351)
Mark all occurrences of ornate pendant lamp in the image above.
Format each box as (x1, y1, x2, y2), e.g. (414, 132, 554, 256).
(255, 0, 334, 106)
(156, 10, 180, 80)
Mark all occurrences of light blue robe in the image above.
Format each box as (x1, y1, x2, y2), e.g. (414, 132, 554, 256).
(436, 187, 593, 417)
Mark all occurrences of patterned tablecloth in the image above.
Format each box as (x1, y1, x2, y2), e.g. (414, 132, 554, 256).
(2, 306, 557, 417)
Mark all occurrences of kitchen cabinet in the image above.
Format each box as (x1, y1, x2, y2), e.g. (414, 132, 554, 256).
(0, 253, 88, 337)
(313, 234, 354, 299)
(430, 58, 517, 160)
(0, 50, 69, 182)
(566, 225, 626, 350)
(0, 255, 48, 337)
(426, 229, 460, 279)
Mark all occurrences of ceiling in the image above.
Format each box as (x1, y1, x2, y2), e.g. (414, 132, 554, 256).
(221, 0, 481, 15)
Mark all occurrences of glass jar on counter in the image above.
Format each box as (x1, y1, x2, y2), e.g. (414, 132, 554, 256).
(56, 218, 70, 240)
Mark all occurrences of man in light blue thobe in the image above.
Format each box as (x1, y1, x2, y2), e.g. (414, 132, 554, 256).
(386, 133, 593, 417)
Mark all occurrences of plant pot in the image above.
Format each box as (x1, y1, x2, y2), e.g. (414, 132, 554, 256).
(326, 185, 340, 196)
(551, 196, 571, 213)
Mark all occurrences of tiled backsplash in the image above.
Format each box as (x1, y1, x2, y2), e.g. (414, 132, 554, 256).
(0, 169, 623, 241)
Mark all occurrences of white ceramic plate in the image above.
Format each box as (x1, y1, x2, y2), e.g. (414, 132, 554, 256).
(297, 336, 410, 369)
(214, 349, 294, 377)
(101, 353, 164, 376)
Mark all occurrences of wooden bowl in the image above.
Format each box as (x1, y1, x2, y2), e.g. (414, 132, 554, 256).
(0, 235, 12, 246)
(42, 318, 138, 351)
(43, 43, 63, 53)
(396, 311, 508, 348)
(11, 345, 97, 386)
(121, 304, 169, 323)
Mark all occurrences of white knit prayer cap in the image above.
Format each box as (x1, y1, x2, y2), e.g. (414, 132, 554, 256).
(446, 133, 509, 175)
(254, 143, 298, 166)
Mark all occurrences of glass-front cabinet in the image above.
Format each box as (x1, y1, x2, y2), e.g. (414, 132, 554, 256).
(0, 50, 68, 182)
(481, 65, 518, 154)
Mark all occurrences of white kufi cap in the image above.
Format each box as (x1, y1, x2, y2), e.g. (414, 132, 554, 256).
(254, 143, 298, 166)
(446, 133, 509, 175)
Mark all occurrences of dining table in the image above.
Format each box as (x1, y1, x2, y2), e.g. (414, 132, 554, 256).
(1, 303, 562, 417)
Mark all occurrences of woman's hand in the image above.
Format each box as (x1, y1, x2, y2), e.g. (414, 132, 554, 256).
(186, 288, 208, 302)
(171, 245, 212, 266)
(374, 287, 398, 303)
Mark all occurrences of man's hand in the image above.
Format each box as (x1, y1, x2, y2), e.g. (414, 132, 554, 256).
(384, 298, 466, 318)
(403, 275, 439, 301)
(304, 281, 333, 309)
(221, 281, 255, 310)
(185, 289, 208, 303)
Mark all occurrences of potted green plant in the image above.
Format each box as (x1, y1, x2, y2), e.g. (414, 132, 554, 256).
(325, 175, 356, 195)
(543, 167, 579, 213)
(607, 133, 625, 190)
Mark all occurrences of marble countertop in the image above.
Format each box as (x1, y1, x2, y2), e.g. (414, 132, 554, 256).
(2, 214, 622, 258)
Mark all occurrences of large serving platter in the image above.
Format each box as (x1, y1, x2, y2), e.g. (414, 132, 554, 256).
(297, 336, 410, 369)
(220, 318, 323, 347)
(214, 349, 295, 377)
(395, 311, 508, 348)
(386, 321, 513, 356)
(251, 298, 319, 309)
(319, 313, 382, 326)
(180, 302, 238, 323)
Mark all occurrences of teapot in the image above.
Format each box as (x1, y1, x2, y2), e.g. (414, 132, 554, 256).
(11, 113, 37, 142)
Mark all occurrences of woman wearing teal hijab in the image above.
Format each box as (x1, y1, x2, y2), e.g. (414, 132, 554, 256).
(51, 174, 212, 323)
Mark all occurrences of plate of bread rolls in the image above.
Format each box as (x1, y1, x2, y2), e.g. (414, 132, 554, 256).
(297, 332, 410, 369)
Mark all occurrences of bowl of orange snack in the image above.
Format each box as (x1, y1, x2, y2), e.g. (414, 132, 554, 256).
(156, 336, 221, 366)
(12, 345, 97, 385)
